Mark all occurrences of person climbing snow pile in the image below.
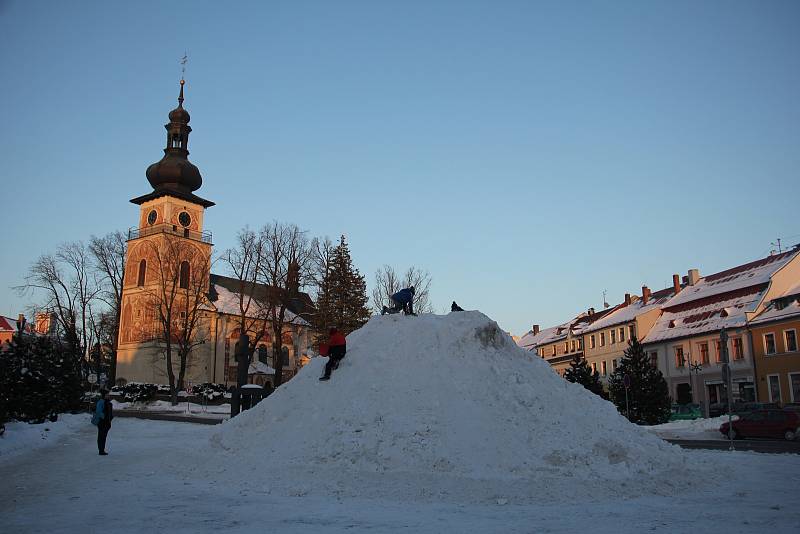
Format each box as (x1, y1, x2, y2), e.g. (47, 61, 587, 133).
(381, 286, 416, 316)
(319, 327, 346, 381)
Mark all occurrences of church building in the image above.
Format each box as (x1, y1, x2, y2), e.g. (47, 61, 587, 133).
(116, 80, 315, 388)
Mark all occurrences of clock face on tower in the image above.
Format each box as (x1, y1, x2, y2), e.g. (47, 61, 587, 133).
(178, 211, 191, 228)
(147, 210, 157, 225)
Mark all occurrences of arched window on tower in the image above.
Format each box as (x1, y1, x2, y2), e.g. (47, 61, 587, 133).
(137, 259, 146, 287)
(171, 133, 182, 148)
(179, 261, 190, 289)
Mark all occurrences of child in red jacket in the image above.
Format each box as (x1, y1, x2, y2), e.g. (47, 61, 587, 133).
(319, 327, 346, 381)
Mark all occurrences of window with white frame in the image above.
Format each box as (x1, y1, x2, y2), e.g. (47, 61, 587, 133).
(591, 362, 597, 374)
(768, 374, 781, 403)
(619, 327, 625, 343)
(629, 325, 636, 340)
(714, 340, 722, 363)
(784, 329, 797, 353)
(790, 373, 800, 403)
(601, 360, 607, 376)
(649, 351, 658, 367)
(612, 359, 618, 371)
(674, 346, 685, 367)
(764, 333, 776, 355)
(610, 329, 617, 344)
(571, 340, 576, 352)
(600, 332, 606, 347)
(590, 335, 596, 349)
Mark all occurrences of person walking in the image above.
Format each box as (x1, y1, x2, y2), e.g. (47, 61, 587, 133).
(94, 388, 114, 455)
(319, 327, 347, 381)
(381, 286, 416, 316)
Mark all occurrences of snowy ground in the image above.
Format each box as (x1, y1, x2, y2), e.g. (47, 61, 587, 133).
(646, 416, 735, 440)
(1, 417, 798, 533)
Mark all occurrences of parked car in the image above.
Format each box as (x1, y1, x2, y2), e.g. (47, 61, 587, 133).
(719, 409, 800, 441)
(670, 403, 702, 421)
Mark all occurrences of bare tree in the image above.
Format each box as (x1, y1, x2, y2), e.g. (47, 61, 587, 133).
(222, 227, 272, 362)
(372, 265, 433, 314)
(88, 231, 126, 383)
(18, 242, 102, 363)
(258, 221, 313, 387)
(309, 236, 335, 342)
(141, 235, 212, 404)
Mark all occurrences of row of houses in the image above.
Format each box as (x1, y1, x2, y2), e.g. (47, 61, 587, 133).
(517, 247, 800, 412)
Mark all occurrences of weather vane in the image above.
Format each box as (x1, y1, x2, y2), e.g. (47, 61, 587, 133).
(180, 52, 188, 81)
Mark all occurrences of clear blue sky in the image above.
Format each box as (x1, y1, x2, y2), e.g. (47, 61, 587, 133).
(1, 1, 798, 335)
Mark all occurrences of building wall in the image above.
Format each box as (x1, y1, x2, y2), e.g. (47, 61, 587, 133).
(648, 329, 754, 412)
(583, 323, 635, 382)
(749, 318, 800, 404)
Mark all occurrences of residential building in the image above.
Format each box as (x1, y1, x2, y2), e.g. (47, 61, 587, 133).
(582, 284, 678, 384)
(747, 281, 800, 404)
(643, 249, 800, 412)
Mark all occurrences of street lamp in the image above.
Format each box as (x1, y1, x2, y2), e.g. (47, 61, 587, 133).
(689, 361, 704, 417)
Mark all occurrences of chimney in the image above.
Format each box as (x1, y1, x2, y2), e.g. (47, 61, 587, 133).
(624, 293, 631, 305)
(673, 274, 681, 294)
(588, 307, 595, 315)
(533, 324, 540, 335)
(687, 268, 700, 286)
(17, 313, 26, 333)
(641, 285, 651, 305)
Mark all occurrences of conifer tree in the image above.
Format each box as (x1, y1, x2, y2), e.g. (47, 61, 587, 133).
(564, 354, 606, 398)
(314, 236, 370, 337)
(608, 337, 671, 425)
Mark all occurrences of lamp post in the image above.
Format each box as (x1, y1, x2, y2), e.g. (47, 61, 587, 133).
(720, 328, 734, 451)
(689, 361, 703, 416)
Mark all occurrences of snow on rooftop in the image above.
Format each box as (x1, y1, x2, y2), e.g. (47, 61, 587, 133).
(749, 295, 800, 326)
(582, 292, 673, 334)
(643, 290, 763, 344)
(666, 250, 797, 308)
(212, 311, 695, 504)
(210, 283, 309, 327)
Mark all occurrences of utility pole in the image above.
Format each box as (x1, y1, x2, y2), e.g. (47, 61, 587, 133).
(720, 329, 734, 451)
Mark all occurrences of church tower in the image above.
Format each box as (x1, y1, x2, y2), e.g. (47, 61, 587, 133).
(116, 79, 214, 384)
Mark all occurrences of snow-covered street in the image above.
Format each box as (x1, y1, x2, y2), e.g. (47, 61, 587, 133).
(2, 416, 799, 533)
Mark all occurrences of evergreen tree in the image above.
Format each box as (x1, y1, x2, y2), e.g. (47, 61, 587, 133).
(314, 236, 370, 337)
(564, 354, 606, 398)
(0, 329, 83, 424)
(608, 337, 671, 425)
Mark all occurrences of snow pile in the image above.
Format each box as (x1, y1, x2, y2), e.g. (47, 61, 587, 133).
(211, 311, 707, 503)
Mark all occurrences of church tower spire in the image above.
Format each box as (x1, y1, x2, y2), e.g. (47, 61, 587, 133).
(131, 78, 214, 208)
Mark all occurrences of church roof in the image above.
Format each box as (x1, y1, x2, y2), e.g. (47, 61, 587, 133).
(208, 273, 315, 326)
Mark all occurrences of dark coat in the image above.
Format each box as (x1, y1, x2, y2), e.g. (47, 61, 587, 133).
(391, 288, 414, 305)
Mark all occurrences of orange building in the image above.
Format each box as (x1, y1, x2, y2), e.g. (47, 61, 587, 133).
(748, 283, 800, 404)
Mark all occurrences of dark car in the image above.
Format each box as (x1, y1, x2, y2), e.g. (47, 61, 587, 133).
(720, 409, 800, 441)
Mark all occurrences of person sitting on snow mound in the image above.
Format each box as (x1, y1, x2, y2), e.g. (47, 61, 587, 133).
(451, 301, 464, 312)
(319, 327, 346, 381)
(381, 286, 416, 316)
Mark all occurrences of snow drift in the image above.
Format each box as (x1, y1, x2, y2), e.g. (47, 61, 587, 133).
(211, 312, 705, 504)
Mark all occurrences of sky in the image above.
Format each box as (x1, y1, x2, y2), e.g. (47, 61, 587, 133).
(0, 0, 798, 336)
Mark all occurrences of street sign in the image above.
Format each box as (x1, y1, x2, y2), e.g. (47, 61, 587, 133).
(186, 380, 193, 395)
(87, 373, 97, 385)
(623, 374, 631, 388)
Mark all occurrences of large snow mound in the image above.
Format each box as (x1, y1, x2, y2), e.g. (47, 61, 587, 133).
(211, 312, 706, 503)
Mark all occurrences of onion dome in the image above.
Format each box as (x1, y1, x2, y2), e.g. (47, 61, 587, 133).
(145, 79, 202, 193)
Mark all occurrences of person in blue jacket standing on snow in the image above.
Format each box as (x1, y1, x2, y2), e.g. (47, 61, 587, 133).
(381, 286, 416, 316)
(93, 388, 114, 455)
